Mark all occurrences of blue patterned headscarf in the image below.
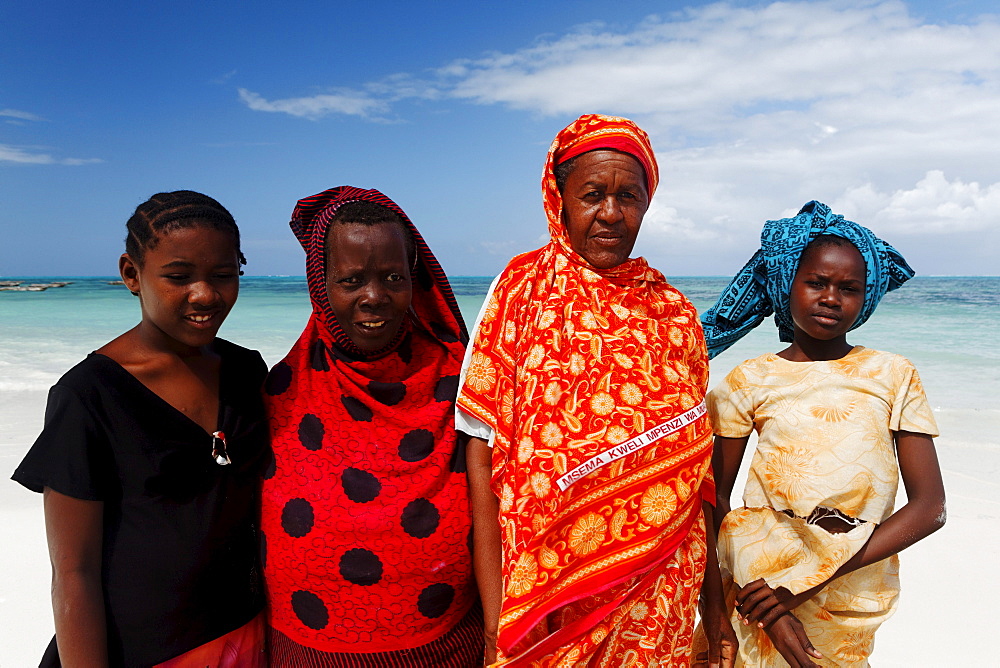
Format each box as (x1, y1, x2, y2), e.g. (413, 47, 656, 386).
(701, 201, 914, 359)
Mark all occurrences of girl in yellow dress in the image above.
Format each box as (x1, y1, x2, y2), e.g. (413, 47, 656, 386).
(695, 201, 946, 667)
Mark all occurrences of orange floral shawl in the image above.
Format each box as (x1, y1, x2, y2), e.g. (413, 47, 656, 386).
(457, 114, 714, 663)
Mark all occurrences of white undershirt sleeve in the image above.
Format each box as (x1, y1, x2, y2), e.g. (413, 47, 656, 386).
(455, 274, 503, 447)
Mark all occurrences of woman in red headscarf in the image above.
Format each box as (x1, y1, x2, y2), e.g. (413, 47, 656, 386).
(457, 115, 736, 666)
(261, 186, 483, 666)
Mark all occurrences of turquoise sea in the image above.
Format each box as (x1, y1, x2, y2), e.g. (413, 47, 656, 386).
(1, 275, 997, 668)
(1, 275, 997, 419)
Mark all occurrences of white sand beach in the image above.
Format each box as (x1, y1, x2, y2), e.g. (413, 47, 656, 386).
(2, 393, 996, 666)
(1, 276, 996, 665)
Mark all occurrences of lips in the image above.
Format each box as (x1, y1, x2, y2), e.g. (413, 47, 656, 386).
(356, 320, 387, 331)
(591, 234, 623, 246)
(812, 311, 841, 325)
(184, 312, 219, 328)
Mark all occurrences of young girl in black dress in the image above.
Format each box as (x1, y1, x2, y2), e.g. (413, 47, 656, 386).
(13, 191, 270, 667)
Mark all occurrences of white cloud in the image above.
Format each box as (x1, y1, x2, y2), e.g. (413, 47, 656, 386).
(836, 171, 1000, 234)
(238, 87, 389, 120)
(0, 144, 102, 165)
(0, 108, 45, 122)
(237, 1, 1000, 273)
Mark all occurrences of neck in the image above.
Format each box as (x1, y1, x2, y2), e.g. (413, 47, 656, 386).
(134, 320, 211, 360)
(778, 333, 853, 362)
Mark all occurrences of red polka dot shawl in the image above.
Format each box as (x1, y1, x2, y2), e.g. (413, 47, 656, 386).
(260, 186, 474, 653)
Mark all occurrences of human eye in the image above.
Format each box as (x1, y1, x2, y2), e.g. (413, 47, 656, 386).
(386, 273, 403, 282)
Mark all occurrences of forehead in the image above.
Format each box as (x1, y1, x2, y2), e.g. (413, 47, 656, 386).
(147, 223, 237, 253)
(565, 150, 646, 184)
(799, 241, 866, 277)
(324, 222, 408, 262)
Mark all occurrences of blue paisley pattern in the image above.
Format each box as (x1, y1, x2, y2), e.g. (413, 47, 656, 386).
(701, 201, 914, 358)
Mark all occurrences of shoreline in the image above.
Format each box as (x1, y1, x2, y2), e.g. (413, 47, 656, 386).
(2, 275, 996, 664)
(2, 394, 996, 665)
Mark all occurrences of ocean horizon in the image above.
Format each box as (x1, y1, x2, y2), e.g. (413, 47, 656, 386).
(1, 275, 996, 420)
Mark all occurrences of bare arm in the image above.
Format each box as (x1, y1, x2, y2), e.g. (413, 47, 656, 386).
(467, 436, 503, 665)
(714, 435, 822, 666)
(711, 435, 749, 535)
(740, 431, 946, 627)
(43, 488, 108, 668)
(694, 501, 738, 668)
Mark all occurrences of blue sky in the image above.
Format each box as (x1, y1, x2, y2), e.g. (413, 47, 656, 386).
(2, 0, 998, 277)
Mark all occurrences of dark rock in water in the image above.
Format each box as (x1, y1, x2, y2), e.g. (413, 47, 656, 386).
(0, 281, 73, 292)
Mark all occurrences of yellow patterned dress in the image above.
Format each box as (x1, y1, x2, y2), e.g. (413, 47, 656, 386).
(706, 346, 938, 667)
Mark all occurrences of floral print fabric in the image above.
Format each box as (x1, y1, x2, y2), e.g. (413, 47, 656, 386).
(457, 115, 714, 666)
(704, 346, 938, 665)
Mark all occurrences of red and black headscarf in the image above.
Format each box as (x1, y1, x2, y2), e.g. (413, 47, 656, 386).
(260, 186, 475, 653)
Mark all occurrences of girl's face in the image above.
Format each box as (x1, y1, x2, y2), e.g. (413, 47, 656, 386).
(120, 224, 241, 351)
(789, 242, 866, 344)
(325, 222, 412, 352)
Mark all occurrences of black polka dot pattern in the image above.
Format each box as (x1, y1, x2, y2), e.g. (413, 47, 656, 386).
(341, 395, 373, 422)
(398, 429, 434, 462)
(339, 548, 383, 586)
(430, 322, 459, 343)
(291, 590, 329, 630)
(400, 498, 440, 538)
(281, 498, 314, 538)
(417, 583, 455, 619)
(395, 334, 413, 364)
(310, 339, 330, 372)
(434, 375, 459, 403)
(367, 381, 406, 406)
(298, 414, 325, 451)
(341, 467, 381, 503)
(264, 362, 293, 396)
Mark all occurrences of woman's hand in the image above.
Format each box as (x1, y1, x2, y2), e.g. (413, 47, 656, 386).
(466, 436, 502, 667)
(762, 613, 822, 668)
(483, 627, 498, 667)
(694, 601, 738, 668)
(694, 501, 738, 667)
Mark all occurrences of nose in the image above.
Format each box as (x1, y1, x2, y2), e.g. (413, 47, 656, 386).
(818, 286, 841, 307)
(358, 282, 390, 310)
(189, 280, 219, 306)
(597, 195, 624, 224)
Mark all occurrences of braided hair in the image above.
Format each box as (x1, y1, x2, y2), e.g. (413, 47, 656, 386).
(125, 190, 247, 271)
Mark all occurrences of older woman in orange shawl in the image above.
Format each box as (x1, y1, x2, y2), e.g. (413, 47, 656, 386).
(457, 114, 736, 666)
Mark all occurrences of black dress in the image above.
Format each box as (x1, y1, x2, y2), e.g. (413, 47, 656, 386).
(12, 339, 270, 667)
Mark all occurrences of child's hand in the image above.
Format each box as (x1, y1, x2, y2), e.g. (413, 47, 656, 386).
(735, 578, 795, 629)
(763, 612, 823, 668)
